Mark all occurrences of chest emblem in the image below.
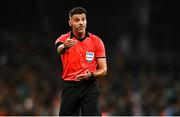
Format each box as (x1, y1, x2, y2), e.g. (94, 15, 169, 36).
(86, 52, 94, 62)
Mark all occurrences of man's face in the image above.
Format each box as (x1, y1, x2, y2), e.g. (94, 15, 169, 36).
(69, 14, 87, 33)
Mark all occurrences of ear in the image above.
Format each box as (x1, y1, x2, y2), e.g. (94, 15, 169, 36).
(69, 20, 72, 27)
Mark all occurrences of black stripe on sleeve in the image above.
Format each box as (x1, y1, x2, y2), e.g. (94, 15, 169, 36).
(55, 42, 63, 49)
(96, 57, 106, 59)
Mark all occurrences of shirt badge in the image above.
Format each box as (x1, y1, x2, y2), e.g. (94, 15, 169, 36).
(86, 52, 94, 62)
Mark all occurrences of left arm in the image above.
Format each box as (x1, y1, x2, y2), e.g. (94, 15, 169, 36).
(76, 58, 107, 81)
(92, 57, 107, 77)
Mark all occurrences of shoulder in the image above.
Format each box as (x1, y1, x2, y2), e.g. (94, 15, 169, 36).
(55, 32, 70, 44)
(89, 33, 103, 41)
(89, 33, 104, 44)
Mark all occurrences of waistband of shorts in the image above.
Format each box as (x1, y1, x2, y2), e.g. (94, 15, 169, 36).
(62, 79, 97, 85)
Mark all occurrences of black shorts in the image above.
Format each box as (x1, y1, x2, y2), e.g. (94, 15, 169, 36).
(59, 79, 102, 116)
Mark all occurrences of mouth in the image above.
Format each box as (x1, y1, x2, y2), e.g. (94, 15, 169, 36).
(77, 28, 84, 32)
(78, 26, 85, 30)
(78, 27, 83, 30)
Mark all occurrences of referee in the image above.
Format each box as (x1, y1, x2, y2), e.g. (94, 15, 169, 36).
(55, 7, 107, 116)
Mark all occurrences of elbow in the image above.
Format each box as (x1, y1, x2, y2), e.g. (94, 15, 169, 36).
(102, 68, 107, 76)
(57, 44, 66, 54)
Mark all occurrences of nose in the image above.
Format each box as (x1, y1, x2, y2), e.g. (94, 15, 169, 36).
(79, 20, 84, 25)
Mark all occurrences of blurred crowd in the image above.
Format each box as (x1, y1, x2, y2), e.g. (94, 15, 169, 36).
(100, 40, 180, 116)
(0, 30, 61, 115)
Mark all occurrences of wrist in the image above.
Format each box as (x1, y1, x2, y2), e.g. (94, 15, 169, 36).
(89, 72, 95, 79)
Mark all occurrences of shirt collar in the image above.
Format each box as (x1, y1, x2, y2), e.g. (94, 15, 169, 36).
(70, 31, 89, 41)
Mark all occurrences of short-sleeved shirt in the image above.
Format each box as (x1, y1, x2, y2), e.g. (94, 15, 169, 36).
(55, 31, 106, 81)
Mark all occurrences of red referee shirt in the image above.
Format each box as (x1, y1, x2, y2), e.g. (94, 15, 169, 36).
(55, 32, 106, 81)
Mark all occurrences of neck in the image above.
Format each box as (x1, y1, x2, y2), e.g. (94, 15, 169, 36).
(73, 31, 85, 39)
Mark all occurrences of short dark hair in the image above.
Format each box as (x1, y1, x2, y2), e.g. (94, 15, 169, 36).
(69, 7, 87, 18)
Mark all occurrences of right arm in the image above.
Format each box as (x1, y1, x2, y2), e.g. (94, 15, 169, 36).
(57, 43, 67, 54)
(56, 38, 77, 54)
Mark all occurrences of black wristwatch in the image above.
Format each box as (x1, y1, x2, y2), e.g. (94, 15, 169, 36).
(89, 72, 95, 79)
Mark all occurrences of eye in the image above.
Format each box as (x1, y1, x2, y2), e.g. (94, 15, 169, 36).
(82, 18, 86, 21)
(73, 18, 79, 22)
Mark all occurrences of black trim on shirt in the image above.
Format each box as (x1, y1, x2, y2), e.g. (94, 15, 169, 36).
(96, 57, 106, 59)
(70, 31, 90, 42)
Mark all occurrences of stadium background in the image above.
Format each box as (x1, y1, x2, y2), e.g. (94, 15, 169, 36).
(0, 0, 179, 115)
